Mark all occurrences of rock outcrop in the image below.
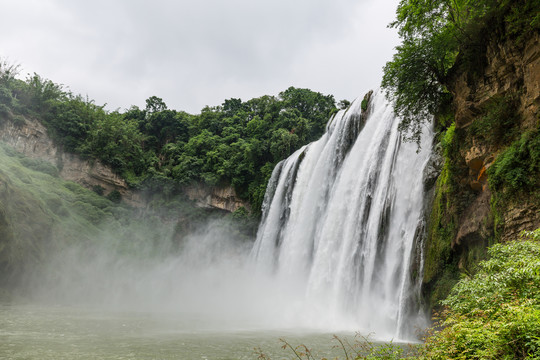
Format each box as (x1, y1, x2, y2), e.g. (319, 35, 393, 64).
(184, 184, 250, 213)
(450, 32, 540, 130)
(0, 116, 143, 206)
(423, 29, 540, 307)
(448, 32, 540, 244)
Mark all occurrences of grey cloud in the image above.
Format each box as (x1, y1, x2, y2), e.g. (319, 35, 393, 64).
(0, 0, 400, 113)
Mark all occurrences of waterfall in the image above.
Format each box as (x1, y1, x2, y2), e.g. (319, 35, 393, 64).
(251, 89, 432, 340)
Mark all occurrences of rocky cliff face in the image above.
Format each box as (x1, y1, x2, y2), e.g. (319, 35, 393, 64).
(0, 116, 250, 213)
(423, 31, 540, 305)
(449, 32, 540, 244)
(184, 184, 250, 213)
(0, 117, 142, 206)
(451, 32, 540, 130)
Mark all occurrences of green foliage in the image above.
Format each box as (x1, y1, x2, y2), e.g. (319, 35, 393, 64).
(469, 95, 519, 144)
(504, 0, 540, 45)
(424, 124, 458, 286)
(382, 0, 540, 141)
(421, 229, 540, 359)
(0, 143, 192, 290)
(78, 111, 147, 178)
(441, 123, 456, 158)
(382, 0, 458, 142)
(106, 190, 122, 203)
(338, 99, 351, 110)
(488, 130, 540, 196)
(361, 99, 368, 112)
(0, 103, 10, 119)
(423, 122, 486, 305)
(18, 157, 59, 177)
(92, 185, 105, 196)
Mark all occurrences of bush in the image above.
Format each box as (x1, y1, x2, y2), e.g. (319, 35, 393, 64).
(421, 229, 540, 359)
(488, 130, 540, 195)
(469, 95, 519, 145)
(106, 190, 122, 203)
(92, 185, 105, 196)
(12, 115, 26, 127)
(19, 157, 59, 177)
(0, 103, 10, 119)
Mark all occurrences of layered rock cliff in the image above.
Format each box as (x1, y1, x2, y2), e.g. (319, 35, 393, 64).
(423, 30, 540, 305)
(184, 184, 250, 213)
(450, 31, 539, 243)
(0, 116, 141, 206)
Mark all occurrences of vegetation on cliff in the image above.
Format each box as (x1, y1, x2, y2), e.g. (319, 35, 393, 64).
(383, 0, 540, 296)
(382, 0, 539, 142)
(381, 0, 540, 357)
(0, 60, 338, 212)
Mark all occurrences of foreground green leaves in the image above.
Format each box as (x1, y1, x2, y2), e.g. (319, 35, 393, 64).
(420, 229, 540, 359)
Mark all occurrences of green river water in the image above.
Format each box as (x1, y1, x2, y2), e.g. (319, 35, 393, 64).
(0, 304, 368, 360)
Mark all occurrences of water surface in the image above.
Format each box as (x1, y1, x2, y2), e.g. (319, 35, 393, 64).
(0, 303, 361, 360)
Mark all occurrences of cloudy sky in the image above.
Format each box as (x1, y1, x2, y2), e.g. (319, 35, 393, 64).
(0, 0, 401, 114)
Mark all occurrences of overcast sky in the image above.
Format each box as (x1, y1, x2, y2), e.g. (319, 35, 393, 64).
(0, 0, 401, 114)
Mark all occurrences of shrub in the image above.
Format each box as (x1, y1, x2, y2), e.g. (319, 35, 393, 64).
(19, 157, 59, 177)
(106, 190, 122, 203)
(0, 103, 10, 119)
(421, 229, 540, 359)
(92, 185, 105, 196)
(12, 115, 26, 127)
(488, 130, 540, 195)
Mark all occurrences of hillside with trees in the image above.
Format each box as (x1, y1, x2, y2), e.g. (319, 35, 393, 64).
(0, 62, 338, 213)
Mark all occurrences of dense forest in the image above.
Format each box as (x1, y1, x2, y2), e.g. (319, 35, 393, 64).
(0, 64, 339, 212)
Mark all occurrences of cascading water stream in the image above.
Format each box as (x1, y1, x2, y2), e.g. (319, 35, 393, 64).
(251, 89, 432, 340)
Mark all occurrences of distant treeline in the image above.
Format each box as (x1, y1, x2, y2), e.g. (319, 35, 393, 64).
(0, 62, 341, 212)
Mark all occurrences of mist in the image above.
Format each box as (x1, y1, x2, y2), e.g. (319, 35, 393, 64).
(20, 215, 321, 333)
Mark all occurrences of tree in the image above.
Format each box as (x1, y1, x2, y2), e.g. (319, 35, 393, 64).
(79, 112, 146, 176)
(45, 95, 105, 151)
(279, 87, 336, 138)
(382, 0, 540, 142)
(382, 0, 457, 142)
(145, 95, 167, 113)
(270, 128, 300, 162)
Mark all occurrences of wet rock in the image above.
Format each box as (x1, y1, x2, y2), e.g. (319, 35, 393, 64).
(501, 202, 540, 242)
(423, 147, 443, 190)
(449, 32, 540, 131)
(465, 145, 487, 171)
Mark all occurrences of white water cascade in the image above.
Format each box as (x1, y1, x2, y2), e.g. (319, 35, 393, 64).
(251, 89, 432, 340)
